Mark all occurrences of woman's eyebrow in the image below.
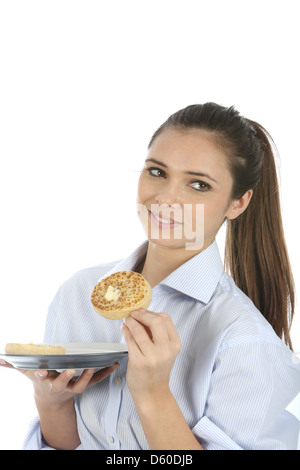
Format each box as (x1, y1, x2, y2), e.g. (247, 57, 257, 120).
(146, 158, 168, 168)
(145, 158, 219, 184)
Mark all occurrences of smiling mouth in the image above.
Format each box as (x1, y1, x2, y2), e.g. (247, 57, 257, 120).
(148, 210, 182, 225)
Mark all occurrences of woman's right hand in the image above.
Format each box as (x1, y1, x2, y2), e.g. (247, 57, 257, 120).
(31, 366, 121, 408)
(0, 360, 120, 409)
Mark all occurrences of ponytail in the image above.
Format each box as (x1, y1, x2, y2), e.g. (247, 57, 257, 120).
(224, 122, 295, 349)
(149, 102, 295, 349)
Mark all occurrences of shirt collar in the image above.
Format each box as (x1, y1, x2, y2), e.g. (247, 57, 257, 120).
(98, 239, 224, 305)
(160, 240, 224, 304)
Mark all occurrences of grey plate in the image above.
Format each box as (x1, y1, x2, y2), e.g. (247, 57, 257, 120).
(0, 342, 128, 370)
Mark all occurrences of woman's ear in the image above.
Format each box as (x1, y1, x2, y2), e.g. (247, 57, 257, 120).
(226, 189, 253, 220)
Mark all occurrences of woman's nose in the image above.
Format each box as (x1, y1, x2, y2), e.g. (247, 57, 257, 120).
(154, 181, 181, 206)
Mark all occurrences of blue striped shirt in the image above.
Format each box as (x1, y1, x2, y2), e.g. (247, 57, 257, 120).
(23, 240, 300, 450)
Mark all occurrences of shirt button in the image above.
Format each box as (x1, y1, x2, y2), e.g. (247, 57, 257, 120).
(114, 376, 122, 385)
(108, 435, 114, 444)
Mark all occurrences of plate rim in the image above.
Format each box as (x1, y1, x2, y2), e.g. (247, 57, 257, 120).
(0, 342, 128, 370)
(0, 349, 128, 370)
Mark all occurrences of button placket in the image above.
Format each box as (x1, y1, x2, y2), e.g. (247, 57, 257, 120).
(103, 360, 127, 449)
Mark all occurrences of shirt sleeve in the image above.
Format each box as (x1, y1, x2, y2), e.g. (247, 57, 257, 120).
(23, 416, 84, 450)
(22, 417, 55, 450)
(192, 341, 300, 450)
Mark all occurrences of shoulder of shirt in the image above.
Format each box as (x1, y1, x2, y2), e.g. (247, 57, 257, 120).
(216, 271, 284, 350)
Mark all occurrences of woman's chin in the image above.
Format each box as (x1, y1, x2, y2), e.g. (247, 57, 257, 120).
(145, 231, 188, 250)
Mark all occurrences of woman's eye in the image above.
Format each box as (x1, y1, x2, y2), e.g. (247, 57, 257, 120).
(145, 169, 210, 192)
(190, 180, 211, 192)
(147, 167, 165, 177)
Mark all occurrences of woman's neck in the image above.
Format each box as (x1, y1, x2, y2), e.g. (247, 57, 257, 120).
(135, 242, 202, 288)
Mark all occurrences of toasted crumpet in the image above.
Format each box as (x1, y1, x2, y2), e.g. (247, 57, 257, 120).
(91, 271, 152, 320)
(5, 343, 66, 355)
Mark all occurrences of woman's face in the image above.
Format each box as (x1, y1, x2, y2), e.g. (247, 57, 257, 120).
(137, 128, 251, 252)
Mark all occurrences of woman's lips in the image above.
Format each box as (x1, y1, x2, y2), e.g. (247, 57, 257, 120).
(148, 210, 182, 229)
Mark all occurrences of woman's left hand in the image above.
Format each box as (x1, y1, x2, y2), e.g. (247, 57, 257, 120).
(121, 309, 181, 404)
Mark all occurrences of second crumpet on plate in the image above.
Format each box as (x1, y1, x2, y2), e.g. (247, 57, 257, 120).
(91, 271, 152, 320)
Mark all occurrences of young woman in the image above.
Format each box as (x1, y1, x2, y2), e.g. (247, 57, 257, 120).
(1, 103, 299, 450)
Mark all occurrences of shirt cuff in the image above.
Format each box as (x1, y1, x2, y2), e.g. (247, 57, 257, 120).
(192, 416, 242, 450)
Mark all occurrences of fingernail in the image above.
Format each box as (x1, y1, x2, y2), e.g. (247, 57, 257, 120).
(35, 370, 47, 379)
(66, 369, 76, 378)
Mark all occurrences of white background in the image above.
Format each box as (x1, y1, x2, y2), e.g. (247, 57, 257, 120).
(0, 0, 299, 449)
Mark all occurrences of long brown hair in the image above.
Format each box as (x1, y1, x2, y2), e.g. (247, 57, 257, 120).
(148, 103, 295, 349)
